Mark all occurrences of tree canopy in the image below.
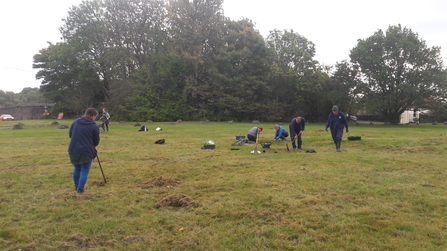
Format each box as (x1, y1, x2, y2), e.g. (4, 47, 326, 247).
(349, 24, 446, 124)
(30, 1, 446, 123)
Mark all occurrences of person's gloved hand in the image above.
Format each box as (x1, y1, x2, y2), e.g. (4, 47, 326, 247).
(325, 127, 328, 132)
(346, 128, 349, 133)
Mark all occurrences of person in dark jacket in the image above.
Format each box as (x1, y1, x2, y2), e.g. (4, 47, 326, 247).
(274, 124, 289, 140)
(68, 108, 100, 193)
(247, 127, 263, 142)
(289, 117, 306, 149)
(325, 105, 349, 152)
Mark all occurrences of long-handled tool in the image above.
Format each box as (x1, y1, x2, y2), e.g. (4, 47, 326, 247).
(294, 132, 302, 150)
(96, 153, 107, 184)
(253, 132, 259, 155)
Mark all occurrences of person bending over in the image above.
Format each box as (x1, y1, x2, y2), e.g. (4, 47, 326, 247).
(274, 124, 289, 141)
(247, 127, 263, 142)
(289, 116, 306, 149)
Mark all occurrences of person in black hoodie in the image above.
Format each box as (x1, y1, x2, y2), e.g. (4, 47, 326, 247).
(289, 116, 306, 149)
(68, 108, 100, 193)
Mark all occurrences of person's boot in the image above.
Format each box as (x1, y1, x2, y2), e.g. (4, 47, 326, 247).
(336, 141, 341, 152)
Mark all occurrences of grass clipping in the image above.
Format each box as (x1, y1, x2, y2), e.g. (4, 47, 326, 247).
(156, 193, 199, 209)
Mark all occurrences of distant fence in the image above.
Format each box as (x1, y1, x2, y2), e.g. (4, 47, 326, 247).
(0, 104, 55, 120)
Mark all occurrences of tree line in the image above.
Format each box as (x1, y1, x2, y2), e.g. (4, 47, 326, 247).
(0, 88, 46, 108)
(29, 0, 446, 123)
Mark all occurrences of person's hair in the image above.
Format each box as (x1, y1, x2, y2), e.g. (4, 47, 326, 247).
(83, 108, 98, 118)
(274, 124, 279, 129)
(103, 108, 108, 112)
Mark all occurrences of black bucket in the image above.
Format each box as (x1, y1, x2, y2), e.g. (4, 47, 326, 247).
(261, 142, 271, 148)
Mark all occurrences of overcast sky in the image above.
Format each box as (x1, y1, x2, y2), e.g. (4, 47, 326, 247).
(1, 0, 446, 93)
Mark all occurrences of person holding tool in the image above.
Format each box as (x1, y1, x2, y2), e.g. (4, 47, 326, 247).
(99, 108, 110, 132)
(326, 105, 349, 152)
(68, 108, 100, 193)
(289, 116, 306, 149)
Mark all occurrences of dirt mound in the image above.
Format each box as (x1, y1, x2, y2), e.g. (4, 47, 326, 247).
(91, 180, 106, 187)
(142, 176, 180, 189)
(155, 193, 199, 208)
(65, 233, 104, 248)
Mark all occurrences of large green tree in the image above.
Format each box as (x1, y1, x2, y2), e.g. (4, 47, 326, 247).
(350, 24, 446, 124)
(211, 18, 271, 121)
(35, 0, 168, 119)
(33, 42, 103, 116)
(329, 60, 362, 117)
(33, 0, 338, 122)
(265, 29, 324, 121)
(166, 0, 226, 120)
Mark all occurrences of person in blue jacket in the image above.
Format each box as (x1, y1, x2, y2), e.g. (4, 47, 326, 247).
(289, 116, 306, 149)
(274, 124, 289, 141)
(325, 105, 349, 152)
(68, 108, 100, 193)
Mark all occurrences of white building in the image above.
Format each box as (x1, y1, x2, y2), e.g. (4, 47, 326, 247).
(400, 108, 429, 124)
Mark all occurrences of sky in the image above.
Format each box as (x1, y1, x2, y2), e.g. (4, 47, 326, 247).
(1, 0, 446, 93)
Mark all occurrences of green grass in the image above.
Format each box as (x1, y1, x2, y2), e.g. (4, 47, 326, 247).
(1, 120, 447, 250)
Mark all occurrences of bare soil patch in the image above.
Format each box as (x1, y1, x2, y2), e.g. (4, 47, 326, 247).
(91, 180, 106, 187)
(65, 233, 104, 248)
(142, 176, 180, 189)
(155, 193, 199, 208)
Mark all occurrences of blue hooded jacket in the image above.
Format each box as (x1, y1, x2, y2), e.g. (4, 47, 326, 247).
(68, 117, 100, 159)
(274, 126, 288, 140)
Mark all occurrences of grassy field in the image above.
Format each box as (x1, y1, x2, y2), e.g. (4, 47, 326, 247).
(1, 119, 447, 250)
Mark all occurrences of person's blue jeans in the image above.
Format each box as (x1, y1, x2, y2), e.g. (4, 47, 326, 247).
(73, 158, 93, 193)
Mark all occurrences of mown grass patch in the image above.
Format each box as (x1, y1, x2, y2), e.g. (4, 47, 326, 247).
(1, 120, 447, 250)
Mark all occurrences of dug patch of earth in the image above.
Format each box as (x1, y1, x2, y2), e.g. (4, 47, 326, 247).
(64, 233, 105, 249)
(91, 180, 106, 187)
(156, 193, 199, 208)
(142, 176, 180, 189)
